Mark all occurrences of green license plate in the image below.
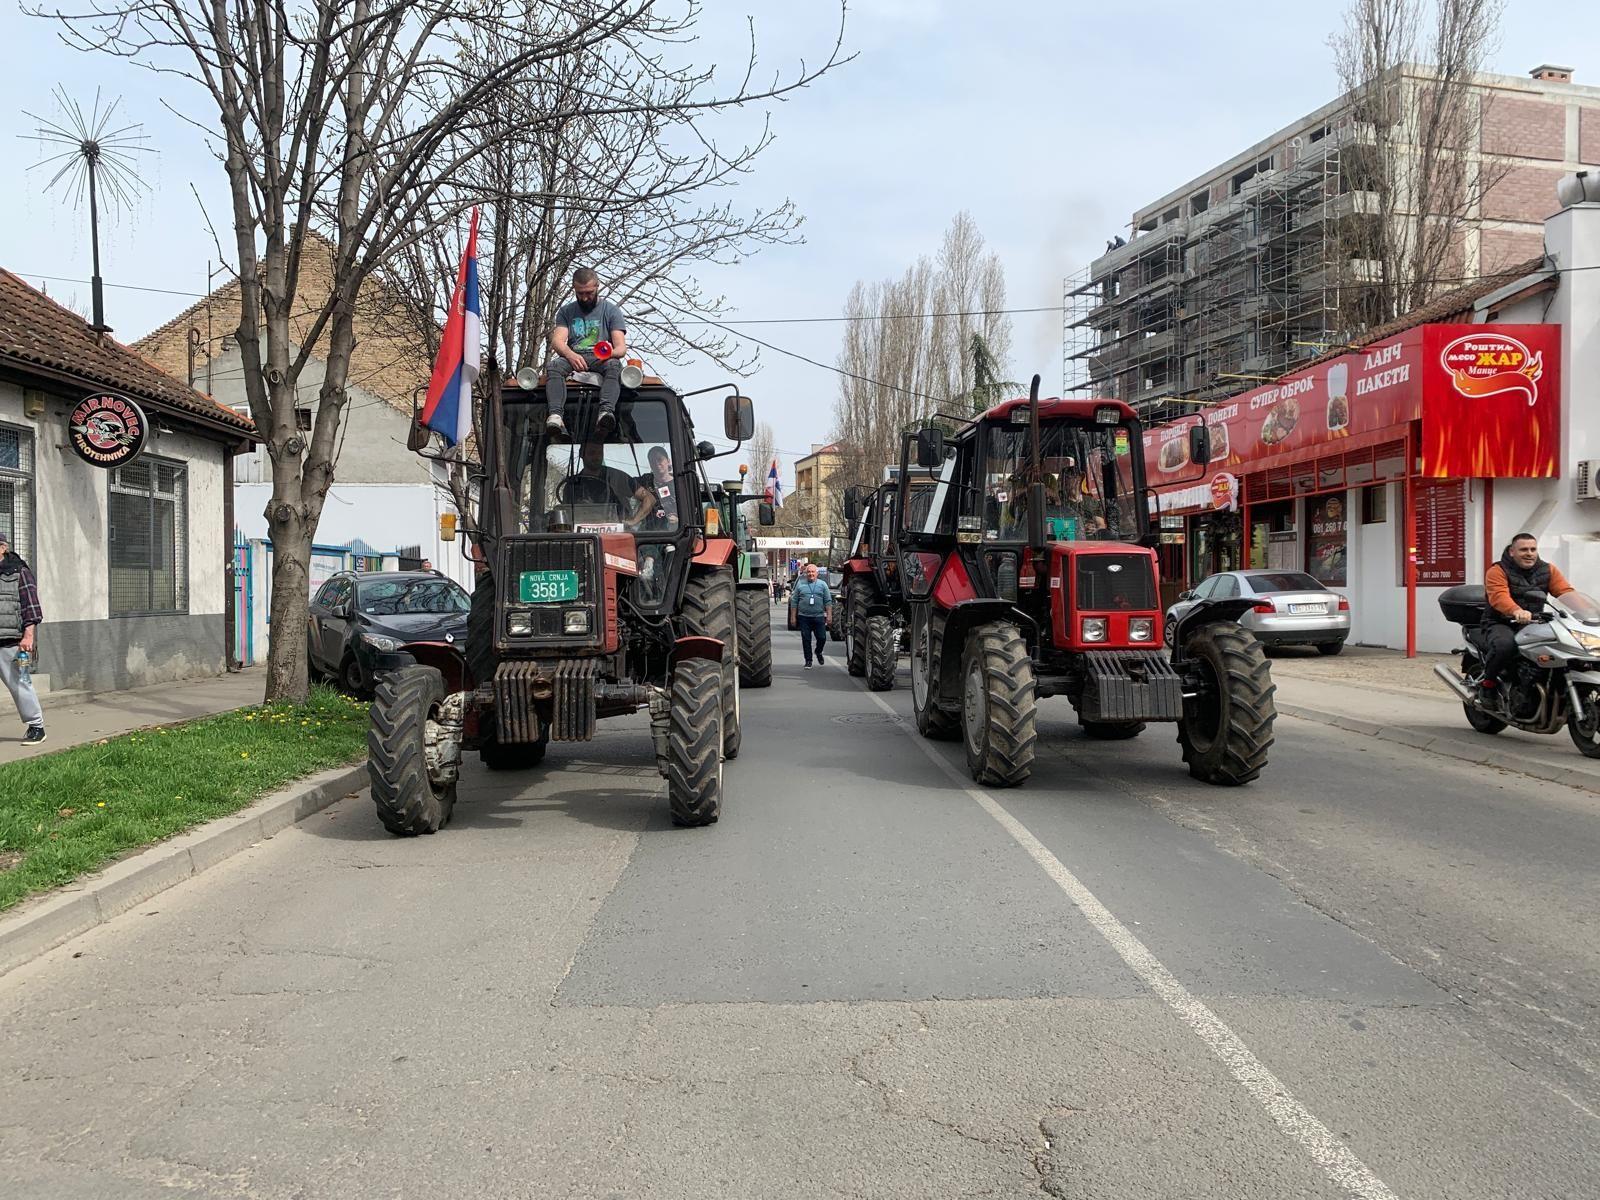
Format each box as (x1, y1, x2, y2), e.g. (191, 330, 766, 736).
(519, 570, 579, 604)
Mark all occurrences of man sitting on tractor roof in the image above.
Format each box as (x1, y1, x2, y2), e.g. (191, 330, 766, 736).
(541, 267, 629, 440)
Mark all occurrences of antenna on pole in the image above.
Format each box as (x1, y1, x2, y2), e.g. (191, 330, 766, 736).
(23, 86, 152, 334)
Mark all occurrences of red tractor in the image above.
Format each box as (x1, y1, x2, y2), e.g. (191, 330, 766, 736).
(836, 467, 937, 691)
(894, 377, 1275, 787)
(365, 372, 756, 833)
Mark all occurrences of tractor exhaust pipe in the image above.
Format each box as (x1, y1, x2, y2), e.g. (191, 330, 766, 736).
(1432, 663, 1474, 703)
(1027, 374, 1046, 553)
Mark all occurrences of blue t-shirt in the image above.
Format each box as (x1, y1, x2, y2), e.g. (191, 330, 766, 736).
(791, 578, 832, 616)
(555, 299, 627, 353)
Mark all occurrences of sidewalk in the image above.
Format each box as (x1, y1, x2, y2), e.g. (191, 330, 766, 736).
(1266, 646, 1600, 795)
(1, 668, 267, 766)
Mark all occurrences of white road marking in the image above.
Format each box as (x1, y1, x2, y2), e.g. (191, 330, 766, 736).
(857, 684, 1401, 1200)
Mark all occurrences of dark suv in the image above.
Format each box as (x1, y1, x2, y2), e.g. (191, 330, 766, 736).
(307, 571, 471, 695)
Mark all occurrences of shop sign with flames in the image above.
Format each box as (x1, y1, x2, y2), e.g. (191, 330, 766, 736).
(1421, 324, 1560, 478)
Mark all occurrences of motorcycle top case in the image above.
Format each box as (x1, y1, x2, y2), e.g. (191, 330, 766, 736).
(1439, 584, 1488, 626)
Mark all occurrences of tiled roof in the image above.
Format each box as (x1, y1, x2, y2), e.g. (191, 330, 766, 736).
(0, 268, 254, 437)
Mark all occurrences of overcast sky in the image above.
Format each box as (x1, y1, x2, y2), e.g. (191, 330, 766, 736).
(1, 0, 1595, 487)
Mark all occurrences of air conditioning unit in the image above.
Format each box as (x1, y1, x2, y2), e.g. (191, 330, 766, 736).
(1578, 460, 1600, 501)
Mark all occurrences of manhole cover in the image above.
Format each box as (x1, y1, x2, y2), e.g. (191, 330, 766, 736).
(830, 713, 904, 726)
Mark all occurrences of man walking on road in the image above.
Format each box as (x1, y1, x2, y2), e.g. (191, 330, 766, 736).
(790, 562, 834, 669)
(0, 533, 45, 743)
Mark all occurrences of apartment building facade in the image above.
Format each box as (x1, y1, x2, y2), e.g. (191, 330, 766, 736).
(1066, 63, 1600, 425)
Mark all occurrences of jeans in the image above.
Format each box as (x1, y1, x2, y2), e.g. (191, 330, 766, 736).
(0, 643, 43, 728)
(545, 352, 622, 420)
(1480, 623, 1520, 681)
(798, 614, 828, 664)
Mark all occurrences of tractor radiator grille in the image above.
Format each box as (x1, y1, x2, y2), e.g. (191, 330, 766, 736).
(504, 537, 596, 602)
(1075, 554, 1156, 612)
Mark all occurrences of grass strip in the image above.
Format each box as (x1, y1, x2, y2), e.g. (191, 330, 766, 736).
(0, 685, 368, 912)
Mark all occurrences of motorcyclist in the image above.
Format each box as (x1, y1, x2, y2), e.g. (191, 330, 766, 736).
(1480, 532, 1574, 700)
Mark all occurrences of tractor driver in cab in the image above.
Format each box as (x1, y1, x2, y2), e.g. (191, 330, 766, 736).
(636, 445, 679, 532)
(560, 438, 657, 531)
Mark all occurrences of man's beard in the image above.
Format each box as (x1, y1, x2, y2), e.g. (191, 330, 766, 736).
(577, 297, 597, 314)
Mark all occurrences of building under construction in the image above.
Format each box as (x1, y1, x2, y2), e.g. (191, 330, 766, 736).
(1066, 63, 1600, 424)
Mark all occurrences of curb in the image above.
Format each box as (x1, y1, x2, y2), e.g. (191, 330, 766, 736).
(1277, 701, 1600, 796)
(0, 762, 368, 979)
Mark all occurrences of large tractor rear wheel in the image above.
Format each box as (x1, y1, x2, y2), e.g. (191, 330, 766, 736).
(845, 579, 872, 677)
(866, 613, 897, 692)
(368, 666, 456, 835)
(960, 622, 1036, 787)
(736, 586, 773, 688)
(683, 566, 741, 759)
(668, 656, 724, 827)
(1177, 623, 1276, 785)
(911, 606, 959, 741)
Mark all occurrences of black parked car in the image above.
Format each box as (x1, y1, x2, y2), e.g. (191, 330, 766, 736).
(307, 571, 470, 695)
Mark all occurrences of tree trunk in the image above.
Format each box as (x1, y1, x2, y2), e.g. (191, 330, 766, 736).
(263, 511, 314, 702)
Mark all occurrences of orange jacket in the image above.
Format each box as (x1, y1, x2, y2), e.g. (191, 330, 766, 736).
(1485, 561, 1573, 617)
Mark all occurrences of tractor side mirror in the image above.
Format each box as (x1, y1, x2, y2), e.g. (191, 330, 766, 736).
(915, 427, 945, 469)
(1189, 424, 1212, 467)
(843, 487, 861, 525)
(724, 394, 755, 442)
(758, 502, 775, 527)
(697, 439, 717, 461)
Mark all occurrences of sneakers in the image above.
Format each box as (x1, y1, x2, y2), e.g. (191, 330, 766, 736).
(595, 409, 617, 436)
(804, 662, 813, 670)
(817, 654, 826, 666)
(23, 725, 46, 745)
(545, 412, 568, 438)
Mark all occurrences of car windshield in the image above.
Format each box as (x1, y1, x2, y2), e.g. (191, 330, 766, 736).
(1246, 573, 1325, 594)
(1555, 590, 1600, 625)
(358, 578, 469, 616)
(507, 396, 681, 540)
(981, 420, 1139, 541)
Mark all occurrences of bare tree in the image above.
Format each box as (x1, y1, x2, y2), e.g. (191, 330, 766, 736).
(40, 0, 848, 701)
(745, 421, 775, 491)
(1330, 0, 1506, 327)
(829, 213, 1012, 502)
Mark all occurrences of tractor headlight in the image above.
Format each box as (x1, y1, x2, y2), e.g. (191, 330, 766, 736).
(564, 609, 591, 635)
(1082, 617, 1108, 642)
(507, 612, 533, 636)
(364, 634, 402, 652)
(1129, 617, 1155, 642)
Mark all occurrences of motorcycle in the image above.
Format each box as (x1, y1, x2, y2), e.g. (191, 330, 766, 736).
(1434, 584, 1600, 758)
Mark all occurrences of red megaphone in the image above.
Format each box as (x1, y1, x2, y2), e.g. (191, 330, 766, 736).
(593, 341, 613, 360)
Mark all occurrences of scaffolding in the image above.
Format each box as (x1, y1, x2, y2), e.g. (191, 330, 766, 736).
(1063, 123, 1378, 425)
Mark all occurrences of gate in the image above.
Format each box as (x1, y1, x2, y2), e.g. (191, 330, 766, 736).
(231, 531, 254, 665)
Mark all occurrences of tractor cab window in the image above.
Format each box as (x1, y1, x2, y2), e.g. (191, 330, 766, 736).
(512, 398, 681, 540)
(980, 422, 1140, 542)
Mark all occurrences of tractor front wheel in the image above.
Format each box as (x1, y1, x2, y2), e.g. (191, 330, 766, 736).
(845, 579, 872, 677)
(866, 613, 897, 692)
(668, 657, 724, 827)
(960, 623, 1036, 787)
(911, 606, 959, 741)
(736, 587, 773, 688)
(1177, 624, 1276, 785)
(368, 666, 457, 835)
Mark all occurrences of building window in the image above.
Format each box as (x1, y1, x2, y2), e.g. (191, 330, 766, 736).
(1362, 484, 1387, 524)
(0, 423, 36, 564)
(109, 457, 189, 616)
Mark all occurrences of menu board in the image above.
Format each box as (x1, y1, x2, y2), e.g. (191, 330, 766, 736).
(1414, 479, 1466, 586)
(1305, 495, 1348, 586)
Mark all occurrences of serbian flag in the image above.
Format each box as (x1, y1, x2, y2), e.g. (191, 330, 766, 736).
(419, 208, 480, 448)
(765, 457, 783, 507)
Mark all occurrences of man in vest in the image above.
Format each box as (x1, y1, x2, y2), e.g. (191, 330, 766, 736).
(1480, 532, 1574, 700)
(0, 532, 45, 744)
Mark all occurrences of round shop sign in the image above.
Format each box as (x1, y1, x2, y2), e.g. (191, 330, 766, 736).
(68, 392, 148, 468)
(1209, 471, 1239, 512)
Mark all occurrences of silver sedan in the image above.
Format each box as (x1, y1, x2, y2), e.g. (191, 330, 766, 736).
(1165, 569, 1351, 655)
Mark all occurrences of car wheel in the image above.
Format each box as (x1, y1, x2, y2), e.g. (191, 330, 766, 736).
(342, 655, 368, 697)
(1163, 612, 1177, 647)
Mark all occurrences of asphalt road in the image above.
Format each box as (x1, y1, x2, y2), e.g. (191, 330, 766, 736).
(2, 613, 1597, 1199)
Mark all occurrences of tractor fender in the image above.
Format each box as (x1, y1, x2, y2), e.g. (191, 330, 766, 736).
(736, 577, 769, 592)
(672, 635, 726, 665)
(382, 641, 473, 695)
(1171, 598, 1259, 664)
(693, 537, 737, 568)
(934, 599, 1037, 702)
